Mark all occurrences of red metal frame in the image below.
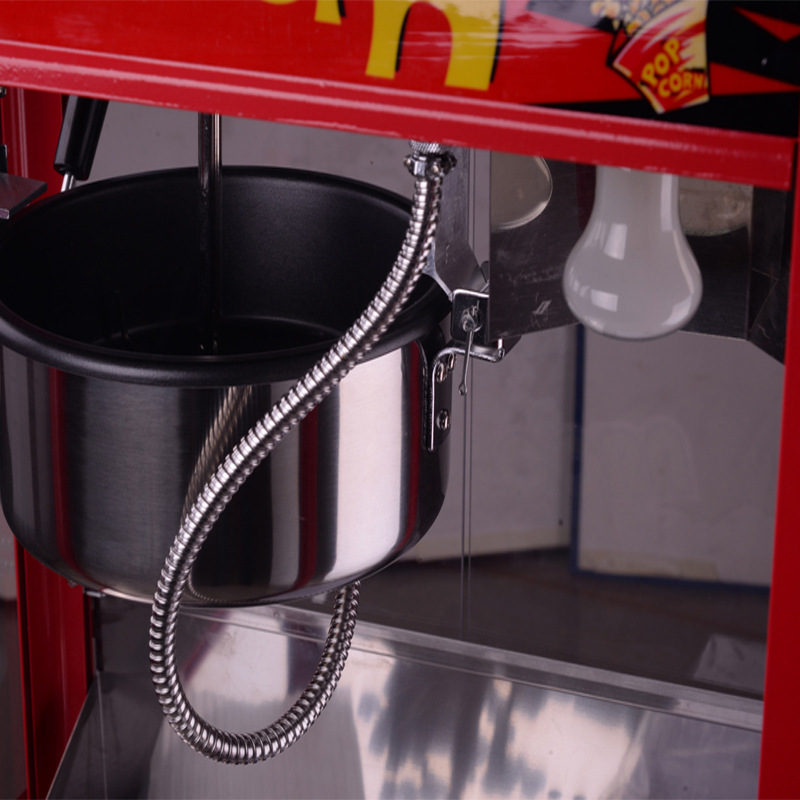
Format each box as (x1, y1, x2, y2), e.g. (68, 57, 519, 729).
(1, 4, 798, 796)
(758, 134, 800, 800)
(4, 88, 91, 800)
(0, 35, 793, 190)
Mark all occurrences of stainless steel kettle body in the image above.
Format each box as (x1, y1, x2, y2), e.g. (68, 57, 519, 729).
(0, 167, 451, 605)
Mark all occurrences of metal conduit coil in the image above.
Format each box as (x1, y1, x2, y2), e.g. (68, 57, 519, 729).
(149, 142, 455, 764)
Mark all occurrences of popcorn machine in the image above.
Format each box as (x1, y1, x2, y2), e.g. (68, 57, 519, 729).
(0, 1, 799, 797)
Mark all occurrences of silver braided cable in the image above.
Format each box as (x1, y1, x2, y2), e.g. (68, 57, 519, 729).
(149, 145, 453, 764)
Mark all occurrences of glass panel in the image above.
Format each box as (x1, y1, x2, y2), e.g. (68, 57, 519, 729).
(362, 157, 784, 700)
(80, 107, 786, 703)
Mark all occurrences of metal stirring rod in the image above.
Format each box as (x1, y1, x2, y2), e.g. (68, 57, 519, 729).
(198, 113, 222, 355)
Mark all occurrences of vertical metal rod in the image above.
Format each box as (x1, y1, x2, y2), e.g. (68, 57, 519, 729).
(459, 349, 475, 641)
(459, 147, 481, 641)
(198, 113, 222, 354)
(96, 673, 110, 800)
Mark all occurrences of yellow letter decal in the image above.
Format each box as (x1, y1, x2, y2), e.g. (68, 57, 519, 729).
(262, 0, 342, 26)
(367, 0, 502, 91)
(313, 0, 342, 24)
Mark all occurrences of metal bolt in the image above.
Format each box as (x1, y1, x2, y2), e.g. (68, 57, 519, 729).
(434, 361, 448, 384)
(460, 305, 482, 334)
(436, 409, 451, 432)
(445, 352, 457, 372)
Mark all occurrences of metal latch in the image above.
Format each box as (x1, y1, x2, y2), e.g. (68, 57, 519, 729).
(426, 289, 508, 450)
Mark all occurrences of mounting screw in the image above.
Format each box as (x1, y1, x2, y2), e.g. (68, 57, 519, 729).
(436, 409, 451, 432)
(434, 361, 448, 383)
(460, 305, 482, 334)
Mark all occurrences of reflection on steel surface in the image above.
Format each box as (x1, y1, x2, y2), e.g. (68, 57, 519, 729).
(51, 600, 761, 799)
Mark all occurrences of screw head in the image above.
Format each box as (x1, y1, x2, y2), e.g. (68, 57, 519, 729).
(434, 361, 448, 383)
(460, 305, 482, 334)
(436, 409, 451, 432)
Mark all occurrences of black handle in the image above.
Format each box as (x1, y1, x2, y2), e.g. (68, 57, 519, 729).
(53, 96, 108, 181)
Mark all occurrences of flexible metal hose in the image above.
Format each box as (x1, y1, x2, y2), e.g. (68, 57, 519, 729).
(149, 143, 454, 764)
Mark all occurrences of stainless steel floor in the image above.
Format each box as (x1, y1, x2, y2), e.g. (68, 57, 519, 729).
(348, 548, 769, 698)
(52, 592, 763, 800)
(44, 546, 769, 799)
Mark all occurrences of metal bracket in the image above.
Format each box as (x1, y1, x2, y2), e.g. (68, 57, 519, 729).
(0, 172, 47, 219)
(426, 289, 508, 451)
(0, 89, 47, 217)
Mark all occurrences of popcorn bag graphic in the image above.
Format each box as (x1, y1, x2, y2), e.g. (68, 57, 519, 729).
(594, 0, 710, 113)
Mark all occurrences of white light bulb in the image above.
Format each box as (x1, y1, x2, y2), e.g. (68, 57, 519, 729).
(562, 166, 702, 340)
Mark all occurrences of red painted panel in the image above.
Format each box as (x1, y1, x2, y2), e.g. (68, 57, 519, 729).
(0, 1, 792, 191)
(0, 1, 631, 104)
(0, 1, 791, 193)
(0, 1, 793, 112)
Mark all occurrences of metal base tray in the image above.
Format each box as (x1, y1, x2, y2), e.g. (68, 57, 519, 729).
(50, 598, 762, 799)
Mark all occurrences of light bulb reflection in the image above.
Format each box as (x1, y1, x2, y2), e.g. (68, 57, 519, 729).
(591, 288, 618, 313)
(603, 222, 628, 260)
